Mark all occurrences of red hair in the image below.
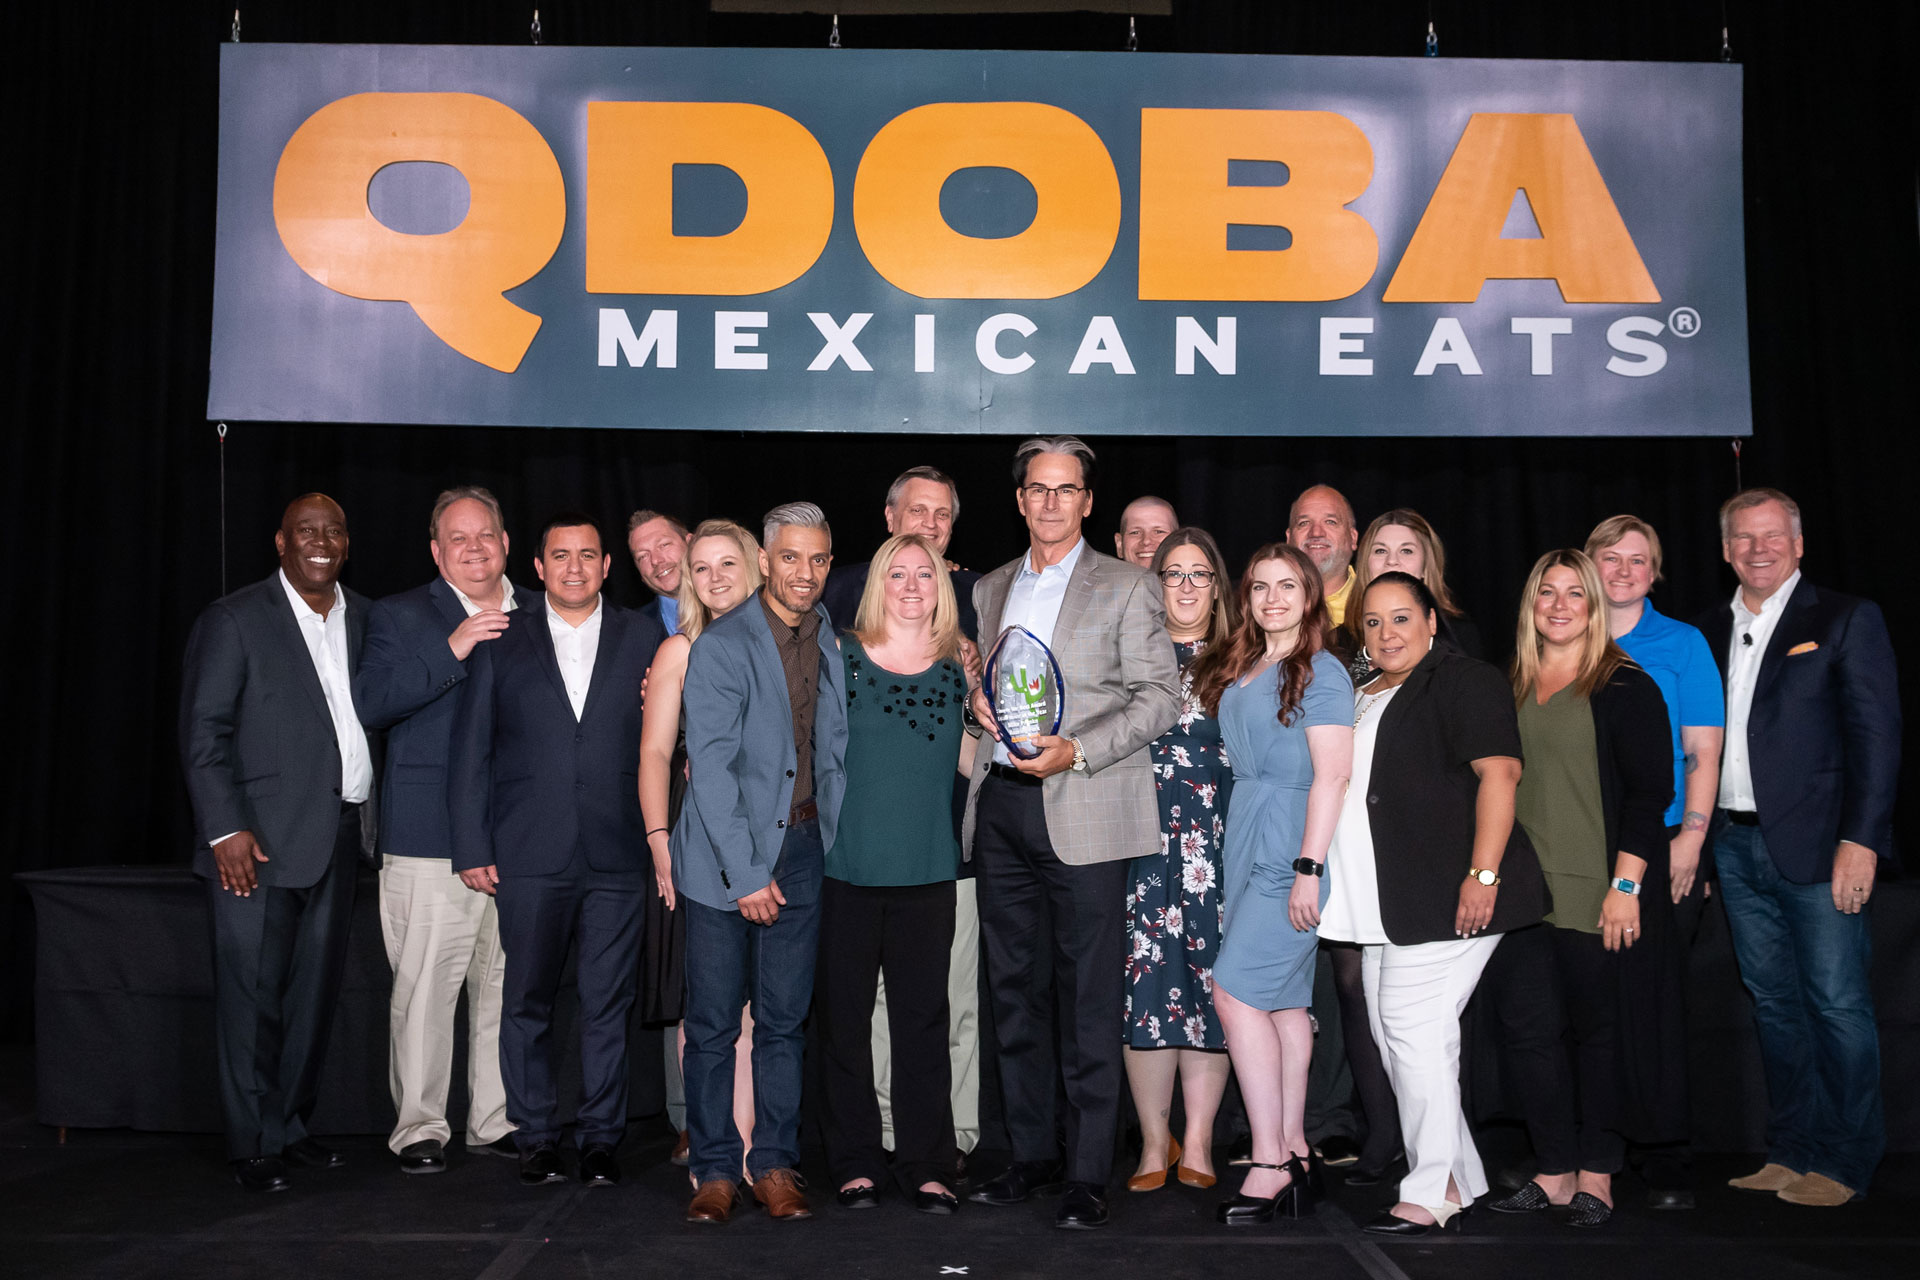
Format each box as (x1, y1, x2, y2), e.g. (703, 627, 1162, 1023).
(1190, 542, 1329, 724)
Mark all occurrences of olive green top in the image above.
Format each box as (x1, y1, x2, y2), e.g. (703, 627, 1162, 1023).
(1515, 687, 1609, 934)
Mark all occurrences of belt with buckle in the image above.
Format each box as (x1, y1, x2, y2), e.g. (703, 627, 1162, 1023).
(789, 798, 819, 825)
(1721, 808, 1760, 827)
(986, 761, 1043, 787)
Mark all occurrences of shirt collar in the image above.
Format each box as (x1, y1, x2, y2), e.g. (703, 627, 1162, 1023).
(1325, 564, 1357, 610)
(760, 590, 820, 642)
(278, 568, 345, 621)
(1732, 569, 1801, 624)
(447, 577, 517, 616)
(1619, 598, 1665, 641)
(546, 594, 603, 631)
(1021, 536, 1086, 580)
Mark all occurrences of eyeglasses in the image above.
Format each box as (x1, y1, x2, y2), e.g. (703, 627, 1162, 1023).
(1159, 569, 1216, 588)
(1021, 483, 1085, 504)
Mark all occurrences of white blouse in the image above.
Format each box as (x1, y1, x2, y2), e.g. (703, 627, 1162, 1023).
(1319, 682, 1400, 944)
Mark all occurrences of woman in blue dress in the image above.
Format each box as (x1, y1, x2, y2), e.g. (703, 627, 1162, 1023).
(1190, 542, 1355, 1225)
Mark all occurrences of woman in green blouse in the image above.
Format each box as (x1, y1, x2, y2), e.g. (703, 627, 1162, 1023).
(816, 533, 975, 1215)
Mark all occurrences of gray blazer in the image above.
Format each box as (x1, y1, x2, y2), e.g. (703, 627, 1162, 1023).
(671, 593, 849, 911)
(961, 545, 1180, 866)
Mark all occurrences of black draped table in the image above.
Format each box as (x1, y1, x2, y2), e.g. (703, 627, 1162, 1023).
(17, 865, 668, 1135)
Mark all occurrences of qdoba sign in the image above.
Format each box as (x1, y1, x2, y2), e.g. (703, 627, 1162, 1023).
(209, 44, 1748, 436)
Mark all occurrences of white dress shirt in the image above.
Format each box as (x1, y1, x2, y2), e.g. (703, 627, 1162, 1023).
(1719, 569, 1801, 813)
(449, 577, 520, 618)
(991, 537, 1086, 767)
(279, 569, 373, 805)
(547, 596, 604, 721)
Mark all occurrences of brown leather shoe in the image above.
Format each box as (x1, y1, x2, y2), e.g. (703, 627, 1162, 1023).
(752, 1167, 814, 1220)
(1728, 1162, 1801, 1193)
(687, 1179, 740, 1224)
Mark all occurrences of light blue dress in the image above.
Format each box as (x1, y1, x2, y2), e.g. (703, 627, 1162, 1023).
(1212, 650, 1354, 1011)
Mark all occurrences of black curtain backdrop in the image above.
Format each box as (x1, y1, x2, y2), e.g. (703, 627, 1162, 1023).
(3, 2, 1914, 1041)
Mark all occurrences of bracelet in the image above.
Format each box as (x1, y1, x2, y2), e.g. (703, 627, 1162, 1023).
(646, 827, 669, 838)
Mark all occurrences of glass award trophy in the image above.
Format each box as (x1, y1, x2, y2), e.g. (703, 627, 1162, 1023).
(982, 625, 1065, 760)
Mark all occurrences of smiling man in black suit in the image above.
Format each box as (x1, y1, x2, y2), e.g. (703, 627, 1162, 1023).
(179, 493, 375, 1193)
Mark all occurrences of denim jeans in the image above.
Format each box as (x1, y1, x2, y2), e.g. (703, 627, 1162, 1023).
(1714, 822, 1883, 1194)
(681, 817, 824, 1184)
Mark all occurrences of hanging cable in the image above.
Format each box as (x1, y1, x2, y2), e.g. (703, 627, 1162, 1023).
(216, 423, 230, 596)
(531, 9, 542, 46)
(230, 9, 241, 42)
(1127, 16, 1139, 52)
(829, 13, 841, 49)
(1731, 439, 1743, 492)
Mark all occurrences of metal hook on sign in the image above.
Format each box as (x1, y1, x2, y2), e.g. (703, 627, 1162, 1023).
(530, 9, 542, 45)
(230, 9, 241, 42)
(829, 13, 841, 49)
(1720, 25, 1731, 61)
(1426, 21, 1439, 57)
(1730, 438, 1743, 492)
(1127, 16, 1138, 52)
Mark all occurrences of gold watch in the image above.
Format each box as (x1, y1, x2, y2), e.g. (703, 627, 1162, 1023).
(1466, 868, 1501, 887)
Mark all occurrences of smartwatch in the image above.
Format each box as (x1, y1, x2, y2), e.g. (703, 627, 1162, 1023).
(1466, 868, 1501, 887)
(1291, 857, 1324, 877)
(1610, 876, 1642, 897)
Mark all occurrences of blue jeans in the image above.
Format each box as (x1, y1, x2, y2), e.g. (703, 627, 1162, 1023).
(682, 817, 823, 1184)
(1714, 822, 1883, 1193)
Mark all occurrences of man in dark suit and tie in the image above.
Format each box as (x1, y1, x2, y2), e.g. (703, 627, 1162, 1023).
(179, 493, 374, 1193)
(449, 513, 666, 1189)
(353, 485, 539, 1174)
(1701, 487, 1901, 1207)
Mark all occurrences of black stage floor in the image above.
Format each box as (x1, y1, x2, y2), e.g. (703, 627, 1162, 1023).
(3, 1058, 1913, 1280)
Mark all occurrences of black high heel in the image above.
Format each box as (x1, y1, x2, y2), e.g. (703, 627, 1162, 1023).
(1217, 1157, 1314, 1225)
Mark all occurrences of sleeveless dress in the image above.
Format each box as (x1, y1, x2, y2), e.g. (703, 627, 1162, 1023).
(1124, 639, 1232, 1050)
(1212, 649, 1354, 1011)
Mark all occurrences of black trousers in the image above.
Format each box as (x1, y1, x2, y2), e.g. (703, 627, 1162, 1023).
(206, 805, 360, 1160)
(1487, 922, 1624, 1174)
(973, 774, 1128, 1184)
(1327, 941, 1402, 1166)
(815, 876, 958, 1191)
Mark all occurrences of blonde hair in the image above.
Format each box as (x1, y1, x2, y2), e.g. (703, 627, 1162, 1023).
(1356, 508, 1462, 617)
(1510, 549, 1631, 704)
(1583, 514, 1666, 583)
(676, 519, 763, 642)
(852, 534, 963, 663)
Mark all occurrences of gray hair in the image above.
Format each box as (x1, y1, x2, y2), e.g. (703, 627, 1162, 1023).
(1012, 436, 1097, 488)
(762, 501, 832, 550)
(1719, 487, 1802, 540)
(885, 466, 961, 523)
(429, 485, 505, 541)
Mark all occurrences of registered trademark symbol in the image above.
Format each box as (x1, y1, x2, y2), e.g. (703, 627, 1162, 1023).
(1668, 306, 1702, 337)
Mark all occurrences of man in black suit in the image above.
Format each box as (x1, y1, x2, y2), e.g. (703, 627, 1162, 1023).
(353, 485, 538, 1174)
(627, 509, 690, 634)
(1702, 487, 1901, 1207)
(179, 493, 374, 1193)
(449, 514, 666, 1189)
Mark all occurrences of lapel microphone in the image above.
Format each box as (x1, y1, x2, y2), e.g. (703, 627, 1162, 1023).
(1742, 632, 1753, 646)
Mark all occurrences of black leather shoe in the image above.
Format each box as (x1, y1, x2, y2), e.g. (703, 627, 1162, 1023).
(1344, 1150, 1405, 1187)
(283, 1138, 345, 1169)
(1054, 1181, 1109, 1229)
(1217, 1159, 1312, 1225)
(1314, 1136, 1361, 1167)
(518, 1142, 567, 1186)
(968, 1160, 1067, 1205)
(466, 1136, 519, 1159)
(836, 1183, 881, 1209)
(1646, 1185, 1695, 1211)
(915, 1187, 960, 1215)
(1362, 1206, 1466, 1236)
(232, 1157, 291, 1193)
(399, 1139, 446, 1174)
(579, 1144, 620, 1186)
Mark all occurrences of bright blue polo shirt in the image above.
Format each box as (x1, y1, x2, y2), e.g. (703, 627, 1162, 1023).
(1616, 601, 1725, 827)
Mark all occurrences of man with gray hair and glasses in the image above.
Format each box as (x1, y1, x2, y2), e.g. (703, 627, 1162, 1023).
(676, 502, 850, 1224)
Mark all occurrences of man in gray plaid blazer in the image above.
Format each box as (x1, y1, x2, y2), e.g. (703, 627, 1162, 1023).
(962, 437, 1180, 1229)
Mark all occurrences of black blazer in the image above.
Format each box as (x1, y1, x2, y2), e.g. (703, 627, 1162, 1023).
(1696, 578, 1901, 881)
(447, 599, 665, 878)
(179, 573, 374, 888)
(352, 577, 542, 861)
(1361, 647, 1548, 945)
(1587, 662, 1677, 880)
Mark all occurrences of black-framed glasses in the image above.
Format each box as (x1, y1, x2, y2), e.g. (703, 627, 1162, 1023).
(1021, 483, 1084, 504)
(1159, 569, 1217, 588)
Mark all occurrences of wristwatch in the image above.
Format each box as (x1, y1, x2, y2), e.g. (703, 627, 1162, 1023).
(1069, 737, 1088, 773)
(1610, 876, 1642, 896)
(1466, 868, 1501, 887)
(1291, 857, 1324, 877)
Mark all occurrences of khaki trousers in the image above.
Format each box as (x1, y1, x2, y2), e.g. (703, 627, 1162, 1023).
(873, 876, 981, 1153)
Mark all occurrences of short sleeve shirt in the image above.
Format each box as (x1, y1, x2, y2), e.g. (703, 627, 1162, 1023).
(1615, 602, 1725, 827)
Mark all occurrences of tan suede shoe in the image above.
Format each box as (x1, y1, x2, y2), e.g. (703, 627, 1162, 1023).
(753, 1167, 815, 1220)
(686, 1178, 740, 1224)
(1777, 1172, 1857, 1206)
(1728, 1162, 1801, 1192)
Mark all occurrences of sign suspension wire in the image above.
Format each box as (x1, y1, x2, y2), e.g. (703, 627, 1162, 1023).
(829, 13, 841, 49)
(1426, 16, 1439, 57)
(230, 9, 240, 42)
(530, 9, 542, 46)
(216, 423, 230, 597)
(1731, 439, 1743, 492)
(1720, 1, 1732, 61)
(1127, 16, 1138, 52)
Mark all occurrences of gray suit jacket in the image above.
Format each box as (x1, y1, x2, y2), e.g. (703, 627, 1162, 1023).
(671, 593, 849, 911)
(961, 544, 1180, 866)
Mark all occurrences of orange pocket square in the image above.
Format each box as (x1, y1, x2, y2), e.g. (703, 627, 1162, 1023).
(1787, 641, 1820, 656)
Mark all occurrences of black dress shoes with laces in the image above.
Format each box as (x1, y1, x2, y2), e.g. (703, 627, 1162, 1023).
(398, 1139, 446, 1174)
(968, 1160, 1067, 1205)
(579, 1144, 621, 1186)
(518, 1142, 567, 1186)
(1054, 1182, 1109, 1229)
(283, 1138, 345, 1169)
(232, 1157, 291, 1193)
(466, 1136, 519, 1159)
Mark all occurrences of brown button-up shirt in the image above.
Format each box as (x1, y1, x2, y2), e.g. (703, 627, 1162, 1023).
(761, 592, 822, 810)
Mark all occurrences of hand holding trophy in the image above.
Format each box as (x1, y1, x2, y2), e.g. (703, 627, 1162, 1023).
(981, 625, 1065, 760)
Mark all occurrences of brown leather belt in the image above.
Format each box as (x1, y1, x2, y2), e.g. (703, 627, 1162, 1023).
(789, 798, 819, 825)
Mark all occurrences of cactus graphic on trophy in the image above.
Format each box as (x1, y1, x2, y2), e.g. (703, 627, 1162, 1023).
(982, 625, 1066, 760)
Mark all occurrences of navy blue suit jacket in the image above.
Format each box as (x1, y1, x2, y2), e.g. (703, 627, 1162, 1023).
(447, 598, 666, 879)
(1699, 578, 1902, 882)
(352, 578, 541, 861)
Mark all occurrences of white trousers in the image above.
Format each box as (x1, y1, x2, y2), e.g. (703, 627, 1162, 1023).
(1362, 933, 1501, 1207)
(873, 876, 981, 1153)
(379, 856, 513, 1151)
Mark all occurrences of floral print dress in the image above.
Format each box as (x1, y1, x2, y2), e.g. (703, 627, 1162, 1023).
(1124, 640, 1232, 1049)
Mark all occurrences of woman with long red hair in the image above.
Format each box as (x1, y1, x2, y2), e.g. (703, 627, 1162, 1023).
(1189, 543, 1354, 1225)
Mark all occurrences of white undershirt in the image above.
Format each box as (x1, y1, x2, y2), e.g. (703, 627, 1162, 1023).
(1719, 569, 1800, 813)
(546, 596, 604, 721)
(1320, 683, 1399, 944)
(278, 570, 372, 805)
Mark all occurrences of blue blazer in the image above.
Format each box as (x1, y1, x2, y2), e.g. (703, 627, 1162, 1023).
(672, 594, 848, 911)
(352, 577, 541, 861)
(1698, 578, 1902, 882)
(447, 598, 666, 878)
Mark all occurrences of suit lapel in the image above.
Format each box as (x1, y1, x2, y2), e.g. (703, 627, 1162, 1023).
(1754, 579, 1816, 700)
(526, 598, 573, 714)
(427, 578, 467, 630)
(579, 602, 626, 723)
(261, 575, 336, 730)
(1049, 544, 1099, 642)
(975, 557, 1022, 644)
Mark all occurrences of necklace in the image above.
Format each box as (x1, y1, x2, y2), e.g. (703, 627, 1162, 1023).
(1353, 685, 1396, 728)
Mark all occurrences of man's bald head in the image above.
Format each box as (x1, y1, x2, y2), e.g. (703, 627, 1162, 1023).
(1116, 496, 1179, 568)
(1287, 484, 1357, 586)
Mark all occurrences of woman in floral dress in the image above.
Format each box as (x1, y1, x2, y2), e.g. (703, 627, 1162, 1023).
(1124, 527, 1237, 1192)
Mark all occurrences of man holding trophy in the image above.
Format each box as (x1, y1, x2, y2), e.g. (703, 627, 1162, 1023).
(962, 436, 1181, 1230)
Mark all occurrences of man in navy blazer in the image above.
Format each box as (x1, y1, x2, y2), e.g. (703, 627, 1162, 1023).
(675, 502, 848, 1224)
(179, 494, 374, 1193)
(353, 486, 539, 1174)
(448, 513, 665, 1190)
(1701, 488, 1901, 1206)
